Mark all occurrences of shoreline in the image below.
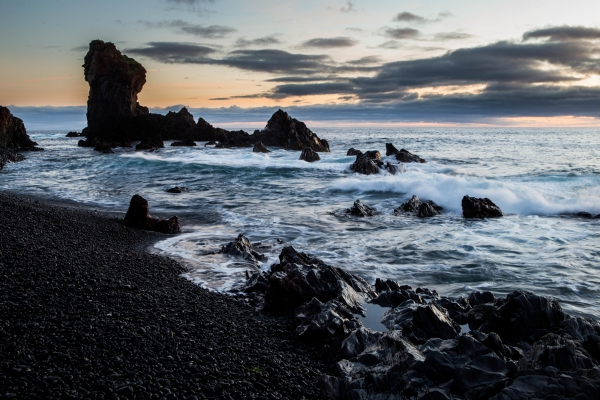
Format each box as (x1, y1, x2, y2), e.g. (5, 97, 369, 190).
(0, 192, 327, 399)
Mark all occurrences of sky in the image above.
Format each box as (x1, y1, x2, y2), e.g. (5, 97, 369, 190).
(1, 0, 599, 129)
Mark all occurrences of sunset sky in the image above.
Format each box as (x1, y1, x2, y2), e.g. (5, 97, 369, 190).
(1, 0, 599, 128)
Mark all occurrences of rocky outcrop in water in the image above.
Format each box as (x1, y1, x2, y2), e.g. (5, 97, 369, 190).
(123, 194, 181, 234)
(166, 186, 189, 193)
(252, 109, 330, 152)
(347, 200, 376, 217)
(0, 106, 42, 169)
(300, 147, 321, 162)
(222, 234, 265, 266)
(386, 143, 426, 163)
(347, 148, 362, 156)
(350, 150, 399, 175)
(244, 247, 600, 400)
(252, 141, 271, 153)
(462, 195, 503, 218)
(394, 195, 443, 218)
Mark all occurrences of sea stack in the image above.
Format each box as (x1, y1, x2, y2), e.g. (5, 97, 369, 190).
(82, 40, 196, 143)
(252, 109, 330, 152)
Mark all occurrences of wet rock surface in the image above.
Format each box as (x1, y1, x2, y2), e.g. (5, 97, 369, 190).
(393, 195, 443, 218)
(386, 143, 426, 163)
(349, 150, 402, 175)
(300, 147, 321, 162)
(243, 248, 600, 399)
(346, 200, 376, 217)
(222, 234, 266, 266)
(171, 138, 197, 146)
(0, 194, 328, 399)
(123, 194, 181, 234)
(252, 109, 330, 152)
(462, 195, 503, 218)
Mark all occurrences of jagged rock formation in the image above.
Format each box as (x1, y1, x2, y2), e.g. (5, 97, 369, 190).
(394, 195, 443, 218)
(252, 109, 330, 152)
(386, 143, 426, 163)
(347, 200, 376, 217)
(350, 150, 398, 175)
(299, 147, 320, 162)
(244, 247, 600, 400)
(0, 106, 42, 169)
(462, 195, 503, 218)
(252, 141, 271, 153)
(81, 41, 331, 152)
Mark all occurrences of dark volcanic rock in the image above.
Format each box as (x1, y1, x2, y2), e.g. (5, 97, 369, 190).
(93, 142, 114, 154)
(190, 117, 252, 148)
(0, 106, 42, 169)
(252, 141, 271, 153)
(123, 194, 181, 234)
(294, 298, 362, 340)
(350, 151, 382, 175)
(346, 199, 375, 217)
(300, 147, 321, 162)
(264, 246, 376, 312)
(221, 234, 265, 265)
(462, 195, 503, 218)
(0, 106, 39, 151)
(166, 186, 189, 193)
(135, 136, 164, 151)
(386, 143, 426, 163)
(394, 195, 442, 217)
(171, 138, 197, 146)
(65, 131, 82, 137)
(347, 148, 362, 156)
(252, 109, 330, 152)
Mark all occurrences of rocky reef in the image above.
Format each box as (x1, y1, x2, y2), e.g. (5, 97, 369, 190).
(0, 106, 42, 169)
(81, 41, 330, 151)
(240, 245, 600, 400)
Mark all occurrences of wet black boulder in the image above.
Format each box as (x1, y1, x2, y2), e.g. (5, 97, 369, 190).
(300, 147, 320, 162)
(346, 199, 375, 217)
(462, 195, 503, 218)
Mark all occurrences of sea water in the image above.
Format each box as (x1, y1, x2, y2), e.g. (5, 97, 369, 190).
(1, 128, 598, 319)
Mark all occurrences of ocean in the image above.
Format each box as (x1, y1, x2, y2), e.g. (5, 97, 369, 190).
(1, 127, 598, 319)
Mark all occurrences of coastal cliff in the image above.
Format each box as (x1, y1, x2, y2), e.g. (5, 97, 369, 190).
(0, 106, 41, 169)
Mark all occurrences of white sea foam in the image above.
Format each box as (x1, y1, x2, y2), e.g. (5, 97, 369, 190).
(328, 169, 600, 216)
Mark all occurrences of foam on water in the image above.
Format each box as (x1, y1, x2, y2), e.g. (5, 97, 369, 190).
(3, 128, 599, 319)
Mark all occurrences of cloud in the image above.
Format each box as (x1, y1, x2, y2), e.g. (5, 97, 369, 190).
(138, 19, 236, 39)
(346, 55, 382, 65)
(234, 35, 282, 48)
(433, 32, 473, 41)
(340, 1, 355, 12)
(523, 26, 600, 42)
(124, 42, 216, 63)
(165, 0, 214, 4)
(71, 45, 89, 52)
(383, 28, 420, 39)
(216, 49, 331, 74)
(300, 37, 359, 48)
(393, 12, 426, 23)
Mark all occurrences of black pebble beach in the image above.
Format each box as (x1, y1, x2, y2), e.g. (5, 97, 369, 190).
(0, 193, 326, 399)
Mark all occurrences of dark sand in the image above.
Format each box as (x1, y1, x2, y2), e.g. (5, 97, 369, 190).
(0, 193, 326, 399)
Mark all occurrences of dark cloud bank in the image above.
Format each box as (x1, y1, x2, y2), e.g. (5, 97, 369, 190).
(12, 26, 600, 129)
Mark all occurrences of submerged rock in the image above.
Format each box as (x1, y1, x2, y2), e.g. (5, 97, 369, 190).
(394, 195, 443, 217)
(135, 136, 164, 152)
(65, 131, 83, 137)
(346, 199, 376, 217)
(252, 109, 330, 152)
(252, 141, 271, 153)
(93, 142, 114, 154)
(299, 147, 320, 162)
(462, 195, 503, 218)
(123, 194, 181, 234)
(166, 186, 189, 193)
